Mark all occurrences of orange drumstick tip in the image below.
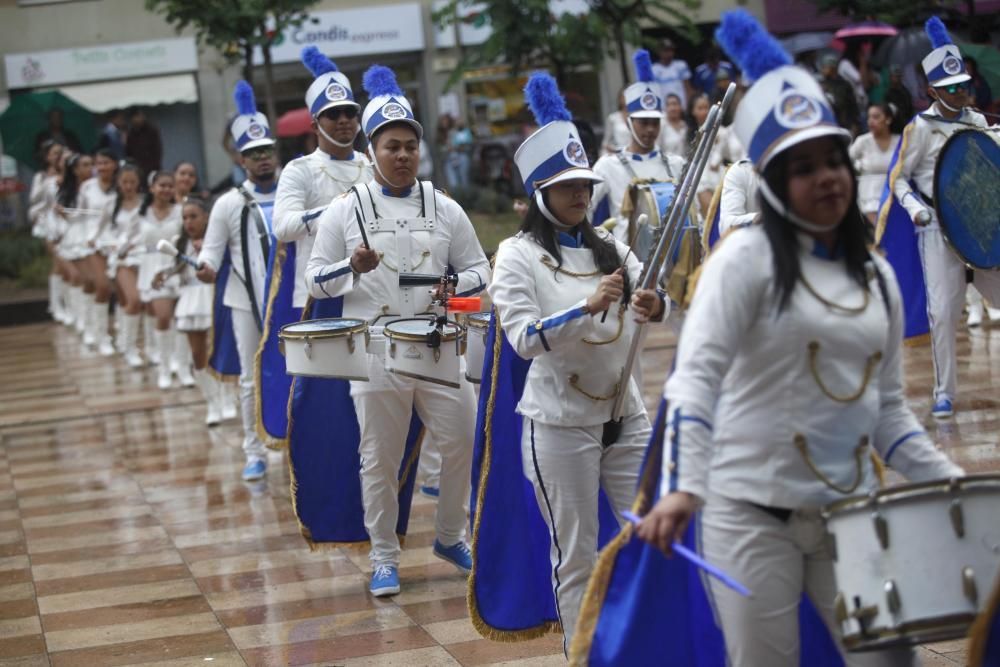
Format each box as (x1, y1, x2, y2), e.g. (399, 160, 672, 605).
(448, 297, 482, 312)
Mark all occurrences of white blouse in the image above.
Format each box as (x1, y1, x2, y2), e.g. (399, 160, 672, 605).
(849, 133, 900, 214)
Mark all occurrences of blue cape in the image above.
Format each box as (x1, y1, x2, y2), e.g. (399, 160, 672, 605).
(208, 249, 241, 378)
(970, 576, 1000, 666)
(286, 295, 423, 547)
(255, 241, 301, 447)
(875, 118, 930, 342)
(570, 398, 847, 666)
(468, 313, 620, 640)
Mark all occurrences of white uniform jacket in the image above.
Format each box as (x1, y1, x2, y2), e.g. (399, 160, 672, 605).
(273, 149, 372, 308)
(489, 229, 648, 428)
(78, 178, 116, 241)
(591, 149, 686, 244)
(891, 104, 986, 226)
(718, 160, 760, 234)
(663, 227, 962, 507)
(305, 180, 490, 321)
(197, 181, 276, 313)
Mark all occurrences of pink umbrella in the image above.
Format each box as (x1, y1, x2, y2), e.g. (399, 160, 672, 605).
(276, 107, 314, 138)
(834, 21, 898, 40)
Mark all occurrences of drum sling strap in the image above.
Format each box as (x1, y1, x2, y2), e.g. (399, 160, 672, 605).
(238, 186, 271, 332)
(616, 151, 675, 180)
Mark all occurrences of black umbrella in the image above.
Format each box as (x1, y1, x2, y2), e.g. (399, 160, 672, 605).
(871, 27, 932, 68)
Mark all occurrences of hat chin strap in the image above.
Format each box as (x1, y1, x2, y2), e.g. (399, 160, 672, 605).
(758, 179, 840, 234)
(317, 123, 358, 149)
(368, 147, 415, 191)
(932, 93, 963, 114)
(626, 116, 656, 152)
(534, 190, 576, 231)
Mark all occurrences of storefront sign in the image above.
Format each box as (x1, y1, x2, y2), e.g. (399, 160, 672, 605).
(258, 3, 425, 64)
(4, 37, 197, 89)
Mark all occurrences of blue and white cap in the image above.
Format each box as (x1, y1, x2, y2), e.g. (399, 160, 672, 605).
(514, 72, 601, 197)
(922, 16, 970, 88)
(230, 80, 275, 153)
(717, 10, 849, 173)
(301, 46, 359, 117)
(360, 65, 422, 140)
(624, 49, 662, 119)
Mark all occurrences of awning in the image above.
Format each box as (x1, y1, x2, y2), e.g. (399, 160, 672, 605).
(44, 73, 198, 113)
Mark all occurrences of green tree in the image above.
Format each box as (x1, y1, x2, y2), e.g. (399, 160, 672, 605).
(145, 0, 320, 128)
(807, 0, 959, 26)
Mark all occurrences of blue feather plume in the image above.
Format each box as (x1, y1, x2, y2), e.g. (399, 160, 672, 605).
(925, 16, 952, 49)
(301, 46, 337, 77)
(362, 65, 404, 98)
(524, 72, 571, 126)
(633, 49, 654, 83)
(715, 9, 791, 82)
(234, 80, 257, 116)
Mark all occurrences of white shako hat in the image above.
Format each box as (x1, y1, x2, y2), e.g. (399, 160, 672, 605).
(301, 46, 359, 117)
(514, 72, 602, 197)
(716, 9, 850, 174)
(922, 16, 970, 88)
(230, 80, 275, 153)
(360, 65, 422, 140)
(624, 49, 663, 119)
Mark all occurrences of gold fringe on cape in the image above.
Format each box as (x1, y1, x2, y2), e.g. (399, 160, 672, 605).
(254, 241, 291, 451)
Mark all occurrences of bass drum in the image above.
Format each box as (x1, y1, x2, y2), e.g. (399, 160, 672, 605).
(823, 474, 1000, 651)
(933, 128, 1000, 270)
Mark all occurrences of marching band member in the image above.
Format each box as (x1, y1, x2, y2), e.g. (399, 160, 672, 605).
(637, 12, 964, 666)
(78, 149, 119, 356)
(880, 17, 1000, 419)
(31, 141, 70, 324)
(718, 158, 760, 234)
(305, 64, 489, 596)
(259, 47, 372, 444)
(490, 72, 666, 652)
(591, 49, 686, 240)
(196, 81, 277, 481)
(849, 103, 900, 226)
(53, 153, 95, 337)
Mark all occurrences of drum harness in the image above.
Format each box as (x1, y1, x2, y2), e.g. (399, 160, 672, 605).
(237, 185, 272, 332)
(615, 150, 675, 181)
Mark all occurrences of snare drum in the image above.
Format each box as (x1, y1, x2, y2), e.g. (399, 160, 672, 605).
(278, 318, 369, 380)
(823, 474, 1000, 651)
(463, 312, 492, 384)
(383, 317, 465, 388)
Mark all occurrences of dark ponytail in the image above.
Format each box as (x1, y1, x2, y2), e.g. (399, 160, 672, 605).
(57, 154, 82, 208)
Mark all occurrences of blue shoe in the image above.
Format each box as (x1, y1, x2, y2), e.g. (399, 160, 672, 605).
(420, 485, 439, 498)
(932, 397, 954, 419)
(434, 539, 472, 574)
(241, 459, 266, 481)
(369, 564, 400, 597)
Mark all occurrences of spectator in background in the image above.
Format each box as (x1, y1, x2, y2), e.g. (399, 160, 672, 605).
(652, 38, 693, 107)
(34, 108, 82, 165)
(97, 109, 127, 160)
(818, 52, 860, 135)
(445, 118, 473, 188)
(884, 64, 915, 124)
(659, 93, 688, 156)
(125, 108, 163, 176)
(418, 137, 434, 180)
(839, 42, 873, 115)
(601, 88, 631, 154)
(693, 46, 736, 96)
(965, 56, 993, 111)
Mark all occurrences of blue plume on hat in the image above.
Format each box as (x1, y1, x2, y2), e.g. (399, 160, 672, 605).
(363, 65, 404, 98)
(925, 16, 952, 49)
(715, 9, 791, 82)
(633, 49, 654, 83)
(524, 72, 572, 126)
(301, 46, 337, 77)
(234, 80, 257, 116)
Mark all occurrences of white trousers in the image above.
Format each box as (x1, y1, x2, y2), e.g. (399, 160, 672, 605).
(521, 412, 648, 651)
(417, 436, 442, 488)
(350, 360, 476, 567)
(701, 493, 918, 667)
(918, 227, 1000, 400)
(230, 307, 267, 462)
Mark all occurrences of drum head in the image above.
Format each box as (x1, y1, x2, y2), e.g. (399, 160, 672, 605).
(280, 318, 365, 338)
(934, 129, 1000, 270)
(385, 318, 461, 341)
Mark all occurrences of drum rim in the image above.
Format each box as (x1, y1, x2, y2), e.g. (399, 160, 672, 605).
(933, 128, 1000, 271)
(384, 317, 463, 342)
(278, 318, 367, 340)
(841, 612, 977, 651)
(823, 472, 1000, 516)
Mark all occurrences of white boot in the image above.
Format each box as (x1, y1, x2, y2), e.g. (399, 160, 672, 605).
(220, 381, 238, 421)
(94, 304, 114, 356)
(82, 298, 98, 347)
(119, 313, 144, 367)
(144, 314, 159, 364)
(173, 334, 195, 387)
(49, 275, 68, 324)
(154, 329, 173, 389)
(70, 287, 86, 333)
(194, 368, 222, 426)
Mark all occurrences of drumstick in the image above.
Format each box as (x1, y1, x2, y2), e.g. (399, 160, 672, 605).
(621, 510, 752, 597)
(355, 208, 370, 249)
(156, 239, 201, 269)
(600, 244, 635, 324)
